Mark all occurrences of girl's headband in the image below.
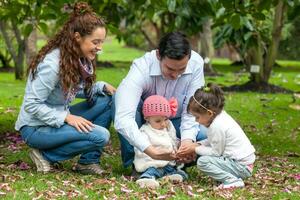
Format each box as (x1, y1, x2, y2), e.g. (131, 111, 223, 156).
(192, 95, 215, 115)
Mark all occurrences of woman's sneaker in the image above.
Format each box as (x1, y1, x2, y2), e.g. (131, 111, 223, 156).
(73, 163, 104, 175)
(29, 148, 51, 172)
(216, 178, 245, 190)
(136, 178, 159, 189)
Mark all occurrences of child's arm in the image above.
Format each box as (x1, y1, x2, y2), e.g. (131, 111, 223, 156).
(197, 139, 210, 146)
(195, 128, 225, 156)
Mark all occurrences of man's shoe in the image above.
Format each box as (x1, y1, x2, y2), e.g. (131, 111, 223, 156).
(29, 148, 51, 173)
(136, 178, 159, 189)
(73, 163, 104, 175)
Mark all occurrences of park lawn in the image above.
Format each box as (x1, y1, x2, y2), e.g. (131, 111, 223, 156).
(0, 38, 300, 199)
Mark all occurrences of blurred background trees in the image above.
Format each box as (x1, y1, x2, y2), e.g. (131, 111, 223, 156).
(0, 0, 299, 89)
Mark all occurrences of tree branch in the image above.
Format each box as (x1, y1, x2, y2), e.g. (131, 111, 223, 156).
(140, 28, 157, 49)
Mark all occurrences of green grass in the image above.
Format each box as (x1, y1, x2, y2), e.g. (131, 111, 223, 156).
(0, 39, 300, 199)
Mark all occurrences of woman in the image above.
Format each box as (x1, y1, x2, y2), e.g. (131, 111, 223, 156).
(15, 2, 116, 175)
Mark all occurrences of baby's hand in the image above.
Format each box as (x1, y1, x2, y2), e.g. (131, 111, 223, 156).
(175, 153, 196, 164)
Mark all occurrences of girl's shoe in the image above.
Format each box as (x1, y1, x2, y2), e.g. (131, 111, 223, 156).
(163, 174, 184, 183)
(73, 163, 104, 175)
(136, 178, 159, 189)
(29, 148, 51, 173)
(216, 178, 245, 190)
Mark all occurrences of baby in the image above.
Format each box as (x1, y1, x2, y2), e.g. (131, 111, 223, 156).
(134, 95, 187, 188)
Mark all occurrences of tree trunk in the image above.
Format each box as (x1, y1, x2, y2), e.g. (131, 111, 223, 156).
(0, 20, 25, 79)
(0, 52, 11, 68)
(15, 42, 25, 80)
(200, 18, 215, 74)
(244, 34, 264, 83)
(140, 28, 157, 49)
(0, 21, 18, 64)
(25, 27, 37, 67)
(250, 45, 264, 83)
(263, 0, 286, 82)
(12, 20, 25, 80)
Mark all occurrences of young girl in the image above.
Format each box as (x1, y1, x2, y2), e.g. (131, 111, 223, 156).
(15, 2, 116, 175)
(185, 83, 255, 189)
(134, 95, 187, 188)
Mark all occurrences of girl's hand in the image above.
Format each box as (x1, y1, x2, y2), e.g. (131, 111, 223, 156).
(103, 83, 116, 95)
(65, 114, 94, 133)
(176, 140, 199, 161)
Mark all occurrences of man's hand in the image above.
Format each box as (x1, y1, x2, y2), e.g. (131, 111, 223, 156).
(65, 114, 94, 133)
(144, 145, 176, 161)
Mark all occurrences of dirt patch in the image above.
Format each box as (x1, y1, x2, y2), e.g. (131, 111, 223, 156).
(222, 81, 294, 93)
(96, 61, 115, 68)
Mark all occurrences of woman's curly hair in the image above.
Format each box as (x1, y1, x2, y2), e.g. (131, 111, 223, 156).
(27, 2, 106, 93)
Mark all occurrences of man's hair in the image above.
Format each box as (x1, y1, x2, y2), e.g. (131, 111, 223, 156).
(158, 31, 191, 60)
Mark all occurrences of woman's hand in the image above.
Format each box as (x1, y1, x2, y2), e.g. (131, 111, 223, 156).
(144, 145, 176, 161)
(176, 140, 199, 163)
(65, 114, 94, 133)
(103, 83, 116, 95)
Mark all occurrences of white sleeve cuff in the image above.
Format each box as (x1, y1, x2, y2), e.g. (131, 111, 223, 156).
(95, 81, 107, 94)
(180, 129, 198, 141)
(198, 139, 210, 146)
(195, 145, 213, 156)
(55, 110, 69, 128)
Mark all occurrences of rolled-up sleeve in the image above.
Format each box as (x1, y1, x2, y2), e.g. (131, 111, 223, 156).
(114, 61, 151, 152)
(76, 81, 107, 98)
(180, 59, 205, 141)
(24, 62, 68, 128)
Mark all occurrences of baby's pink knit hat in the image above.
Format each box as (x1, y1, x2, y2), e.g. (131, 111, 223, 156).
(143, 95, 178, 118)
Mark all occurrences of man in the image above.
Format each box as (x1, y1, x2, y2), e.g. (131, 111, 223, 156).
(114, 32, 206, 170)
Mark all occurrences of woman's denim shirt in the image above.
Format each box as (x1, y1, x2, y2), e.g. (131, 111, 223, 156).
(15, 49, 105, 130)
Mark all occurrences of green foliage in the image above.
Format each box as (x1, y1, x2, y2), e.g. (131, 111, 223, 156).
(107, 0, 218, 49)
(278, 15, 300, 60)
(214, 0, 274, 52)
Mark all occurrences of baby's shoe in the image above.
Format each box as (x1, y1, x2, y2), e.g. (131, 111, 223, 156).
(163, 174, 184, 183)
(136, 178, 159, 189)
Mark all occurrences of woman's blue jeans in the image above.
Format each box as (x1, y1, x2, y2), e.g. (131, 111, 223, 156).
(112, 96, 207, 168)
(19, 95, 112, 164)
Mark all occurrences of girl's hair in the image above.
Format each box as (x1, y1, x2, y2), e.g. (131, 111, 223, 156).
(187, 83, 225, 115)
(27, 2, 106, 93)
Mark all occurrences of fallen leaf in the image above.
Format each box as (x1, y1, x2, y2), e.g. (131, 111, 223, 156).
(120, 187, 133, 193)
(293, 174, 300, 181)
